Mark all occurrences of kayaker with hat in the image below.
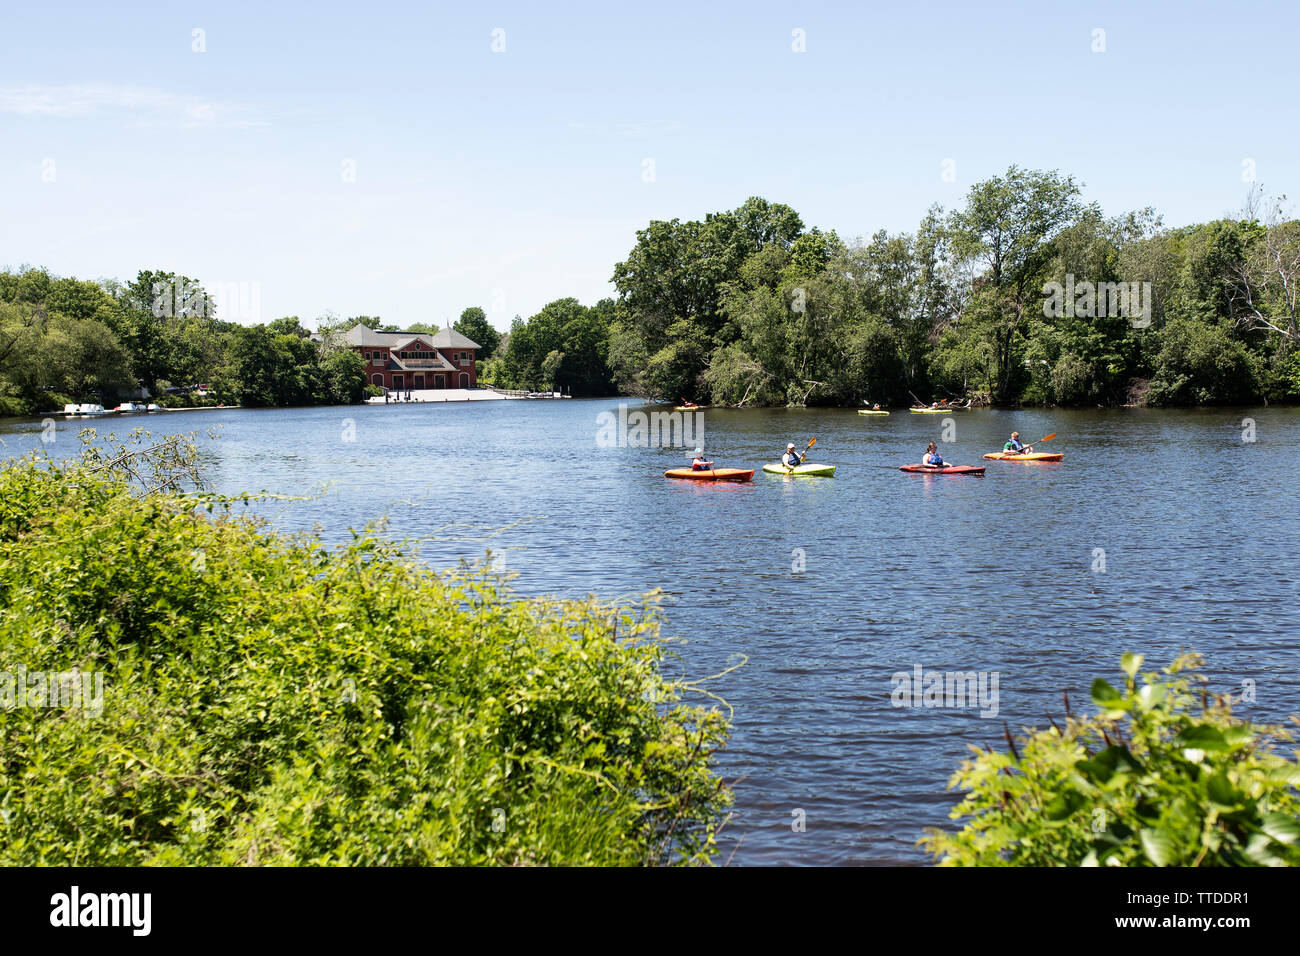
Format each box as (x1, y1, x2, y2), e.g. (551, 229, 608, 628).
(690, 448, 714, 471)
(1003, 431, 1033, 454)
(923, 441, 947, 467)
(781, 442, 805, 469)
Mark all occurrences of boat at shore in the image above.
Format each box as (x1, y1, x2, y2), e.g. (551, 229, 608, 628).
(63, 403, 108, 417)
(910, 401, 972, 413)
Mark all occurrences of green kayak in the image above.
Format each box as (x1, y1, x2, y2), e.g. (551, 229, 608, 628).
(762, 462, 836, 477)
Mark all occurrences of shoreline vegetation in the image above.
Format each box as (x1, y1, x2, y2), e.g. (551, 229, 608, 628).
(0, 432, 731, 865)
(4, 167, 1299, 416)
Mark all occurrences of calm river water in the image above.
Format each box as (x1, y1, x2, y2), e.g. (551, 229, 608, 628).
(4, 399, 1298, 865)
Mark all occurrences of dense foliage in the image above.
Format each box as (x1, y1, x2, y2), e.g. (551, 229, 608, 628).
(922, 654, 1300, 866)
(478, 175, 1300, 406)
(0, 433, 731, 864)
(487, 298, 620, 396)
(0, 271, 487, 413)
(8, 169, 1300, 410)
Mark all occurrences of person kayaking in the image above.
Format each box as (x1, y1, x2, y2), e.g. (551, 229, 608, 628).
(690, 448, 714, 471)
(782, 442, 805, 469)
(923, 441, 947, 467)
(1003, 431, 1033, 455)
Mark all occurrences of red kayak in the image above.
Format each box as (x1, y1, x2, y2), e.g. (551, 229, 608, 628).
(898, 464, 985, 476)
(664, 468, 754, 482)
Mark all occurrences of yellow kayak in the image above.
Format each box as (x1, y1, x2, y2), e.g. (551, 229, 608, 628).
(982, 452, 1064, 462)
(858, 409, 890, 416)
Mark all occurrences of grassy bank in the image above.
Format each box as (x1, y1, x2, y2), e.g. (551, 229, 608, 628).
(0, 434, 730, 865)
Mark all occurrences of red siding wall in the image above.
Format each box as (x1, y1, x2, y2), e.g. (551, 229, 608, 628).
(355, 346, 476, 390)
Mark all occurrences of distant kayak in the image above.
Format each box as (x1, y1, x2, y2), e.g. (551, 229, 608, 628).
(857, 409, 890, 416)
(665, 468, 753, 482)
(982, 452, 1064, 462)
(898, 464, 985, 476)
(762, 463, 837, 477)
(673, 405, 707, 412)
(910, 402, 971, 413)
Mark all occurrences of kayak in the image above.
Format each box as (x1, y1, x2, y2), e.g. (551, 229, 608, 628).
(665, 468, 753, 482)
(898, 464, 985, 476)
(982, 452, 1064, 462)
(673, 405, 706, 412)
(762, 463, 837, 477)
(858, 409, 890, 416)
(909, 407, 952, 414)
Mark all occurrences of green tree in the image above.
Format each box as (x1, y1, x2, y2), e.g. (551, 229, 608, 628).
(454, 307, 501, 360)
(945, 166, 1086, 402)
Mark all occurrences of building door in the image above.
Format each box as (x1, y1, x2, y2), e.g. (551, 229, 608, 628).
(393, 375, 403, 390)
(371, 373, 383, 386)
(414, 374, 425, 389)
(459, 372, 469, 388)
(434, 374, 444, 389)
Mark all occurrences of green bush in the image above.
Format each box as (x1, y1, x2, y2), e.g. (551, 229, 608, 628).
(922, 654, 1300, 866)
(0, 434, 731, 865)
(1146, 318, 1262, 405)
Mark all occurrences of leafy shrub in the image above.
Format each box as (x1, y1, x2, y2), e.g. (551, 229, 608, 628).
(0, 434, 730, 865)
(922, 653, 1300, 866)
(1146, 318, 1261, 405)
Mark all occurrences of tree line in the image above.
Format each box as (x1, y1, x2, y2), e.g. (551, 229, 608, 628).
(0, 270, 500, 413)
(6, 167, 1299, 411)
(493, 170, 1300, 406)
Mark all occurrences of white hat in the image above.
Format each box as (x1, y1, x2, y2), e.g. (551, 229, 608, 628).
(786, 443, 795, 449)
(693, 448, 703, 456)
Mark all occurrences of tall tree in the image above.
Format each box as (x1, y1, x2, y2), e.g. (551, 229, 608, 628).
(454, 306, 501, 359)
(943, 166, 1086, 401)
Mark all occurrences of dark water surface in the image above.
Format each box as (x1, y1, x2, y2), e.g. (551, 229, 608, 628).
(4, 400, 1299, 865)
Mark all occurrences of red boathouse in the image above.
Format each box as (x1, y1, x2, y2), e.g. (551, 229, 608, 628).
(342, 323, 481, 391)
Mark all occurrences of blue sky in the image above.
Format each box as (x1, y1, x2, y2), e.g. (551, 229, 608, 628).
(2, 0, 1296, 330)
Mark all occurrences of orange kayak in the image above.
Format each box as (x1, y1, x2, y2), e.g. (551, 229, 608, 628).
(982, 452, 1064, 462)
(664, 468, 753, 482)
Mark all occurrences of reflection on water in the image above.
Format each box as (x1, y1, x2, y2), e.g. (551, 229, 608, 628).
(4, 401, 1299, 865)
